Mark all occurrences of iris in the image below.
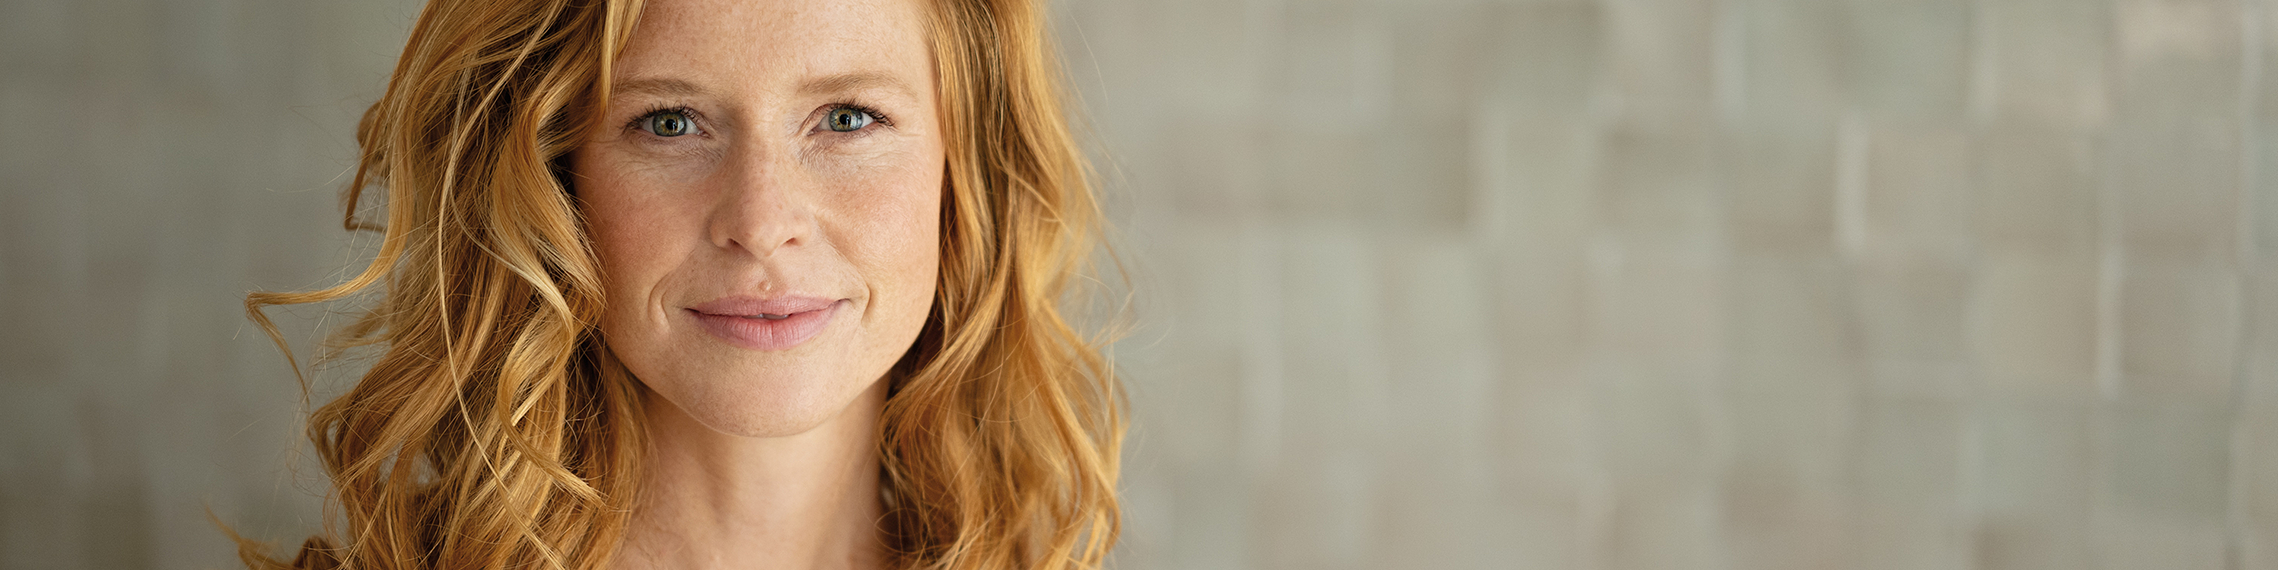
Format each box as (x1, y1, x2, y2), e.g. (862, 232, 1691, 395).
(825, 107, 872, 132)
(643, 111, 692, 137)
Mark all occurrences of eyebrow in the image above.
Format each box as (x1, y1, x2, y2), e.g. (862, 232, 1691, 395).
(798, 72, 918, 100)
(607, 73, 917, 102)
(610, 77, 705, 100)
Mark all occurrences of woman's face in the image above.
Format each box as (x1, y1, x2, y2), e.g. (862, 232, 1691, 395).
(572, 0, 941, 437)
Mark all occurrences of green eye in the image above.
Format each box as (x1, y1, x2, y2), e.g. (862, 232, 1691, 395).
(642, 111, 693, 137)
(824, 107, 873, 132)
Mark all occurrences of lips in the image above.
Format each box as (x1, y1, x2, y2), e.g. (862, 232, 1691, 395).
(686, 296, 841, 351)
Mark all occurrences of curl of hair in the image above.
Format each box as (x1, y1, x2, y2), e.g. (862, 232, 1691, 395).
(230, 0, 1123, 568)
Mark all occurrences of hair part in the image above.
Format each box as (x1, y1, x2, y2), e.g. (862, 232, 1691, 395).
(233, 0, 1123, 568)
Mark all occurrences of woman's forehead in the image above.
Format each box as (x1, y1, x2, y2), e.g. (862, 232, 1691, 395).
(613, 0, 932, 97)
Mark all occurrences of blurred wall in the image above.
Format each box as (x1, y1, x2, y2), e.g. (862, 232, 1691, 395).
(0, 0, 418, 567)
(3, 0, 2274, 569)
(1058, 0, 2278, 569)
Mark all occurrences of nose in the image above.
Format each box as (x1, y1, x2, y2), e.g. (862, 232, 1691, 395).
(706, 144, 815, 257)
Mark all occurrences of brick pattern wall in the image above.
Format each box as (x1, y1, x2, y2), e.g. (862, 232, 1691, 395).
(1059, 0, 2278, 569)
(1, 0, 2273, 569)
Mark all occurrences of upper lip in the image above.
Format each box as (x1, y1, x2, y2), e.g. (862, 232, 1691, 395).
(688, 295, 837, 317)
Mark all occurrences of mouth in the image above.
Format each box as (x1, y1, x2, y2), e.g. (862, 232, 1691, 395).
(686, 296, 842, 351)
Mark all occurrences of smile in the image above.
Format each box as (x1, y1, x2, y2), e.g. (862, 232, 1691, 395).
(686, 296, 842, 351)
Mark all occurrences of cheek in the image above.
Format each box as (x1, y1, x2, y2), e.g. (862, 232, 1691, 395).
(574, 152, 698, 326)
(835, 155, 943, 326)
(875, 178, 941, 279)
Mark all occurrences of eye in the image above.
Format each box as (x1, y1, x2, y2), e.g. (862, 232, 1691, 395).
(638, 110, 696, 137)
(823, 106, 874, 132)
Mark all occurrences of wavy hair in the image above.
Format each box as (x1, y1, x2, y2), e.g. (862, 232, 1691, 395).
(232, 0, 1123, 568)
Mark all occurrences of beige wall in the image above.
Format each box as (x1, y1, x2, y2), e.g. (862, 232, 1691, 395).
(1062, 0, 2278, 568)
(4, 0, 2275, 569)
(2, 0, 417, 567)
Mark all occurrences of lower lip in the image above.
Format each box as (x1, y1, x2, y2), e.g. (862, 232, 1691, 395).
(687, 302, 840, 351)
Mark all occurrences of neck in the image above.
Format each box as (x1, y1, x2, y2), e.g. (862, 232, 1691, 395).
(617, 380, 889, 570)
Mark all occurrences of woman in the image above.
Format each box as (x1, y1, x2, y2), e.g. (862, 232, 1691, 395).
(234, 0, 1122, 567)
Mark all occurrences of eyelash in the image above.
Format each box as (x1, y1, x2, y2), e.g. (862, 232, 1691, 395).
(622, 103, 895, 136)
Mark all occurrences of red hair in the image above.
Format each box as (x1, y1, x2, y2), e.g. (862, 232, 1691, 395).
(234, 0, 1123, 568)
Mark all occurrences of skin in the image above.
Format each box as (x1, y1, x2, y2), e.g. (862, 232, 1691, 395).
(567, 0, 942, 566)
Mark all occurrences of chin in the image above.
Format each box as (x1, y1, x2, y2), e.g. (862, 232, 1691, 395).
(668, 371, 881, 438)
(617, 333, 898, 439)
